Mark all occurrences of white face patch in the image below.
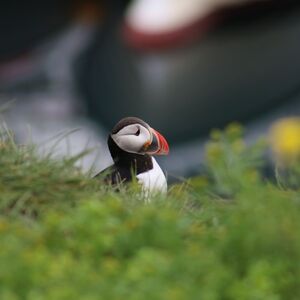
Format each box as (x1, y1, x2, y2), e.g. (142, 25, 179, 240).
(111, 123, 152, 154)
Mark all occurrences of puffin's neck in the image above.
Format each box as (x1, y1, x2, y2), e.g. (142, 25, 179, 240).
(108, 135, 153, 173)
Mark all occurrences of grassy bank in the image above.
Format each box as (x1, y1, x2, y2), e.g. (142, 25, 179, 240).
(0, 122, 300, 300)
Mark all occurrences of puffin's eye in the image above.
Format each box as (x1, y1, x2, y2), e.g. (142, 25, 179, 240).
(135, 128, 140, 136)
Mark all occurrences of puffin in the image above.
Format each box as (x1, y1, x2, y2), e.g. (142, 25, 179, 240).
(96, 117, 169, 194)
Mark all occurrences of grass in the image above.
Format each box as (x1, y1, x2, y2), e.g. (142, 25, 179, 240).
(0, 123, 299, 300)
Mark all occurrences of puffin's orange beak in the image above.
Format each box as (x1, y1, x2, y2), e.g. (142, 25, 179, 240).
(142, 128, 169, 155)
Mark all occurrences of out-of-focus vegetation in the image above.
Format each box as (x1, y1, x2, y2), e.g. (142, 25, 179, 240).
(0, 119, 300, 300)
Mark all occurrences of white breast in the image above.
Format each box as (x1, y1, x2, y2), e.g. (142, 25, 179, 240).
(136, 157, 167, 195)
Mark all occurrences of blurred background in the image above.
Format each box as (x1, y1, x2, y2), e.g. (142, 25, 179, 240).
(0, 0, 299, 179)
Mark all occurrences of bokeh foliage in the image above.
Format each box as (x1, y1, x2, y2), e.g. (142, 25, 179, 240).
(0, 121, 300, 300)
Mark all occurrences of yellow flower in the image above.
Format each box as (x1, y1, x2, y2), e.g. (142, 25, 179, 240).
(225, 122, 243, 140)
(232, 139, 246, 154)
(270, 117, 300, 162)
(205, 142, 222, 161)
(210, 129, 222, 141)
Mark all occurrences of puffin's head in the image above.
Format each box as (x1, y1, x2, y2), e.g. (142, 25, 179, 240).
(110, 117, 169, 155)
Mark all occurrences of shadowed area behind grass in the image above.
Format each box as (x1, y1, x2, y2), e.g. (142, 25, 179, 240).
(0, 124, 300, 300)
